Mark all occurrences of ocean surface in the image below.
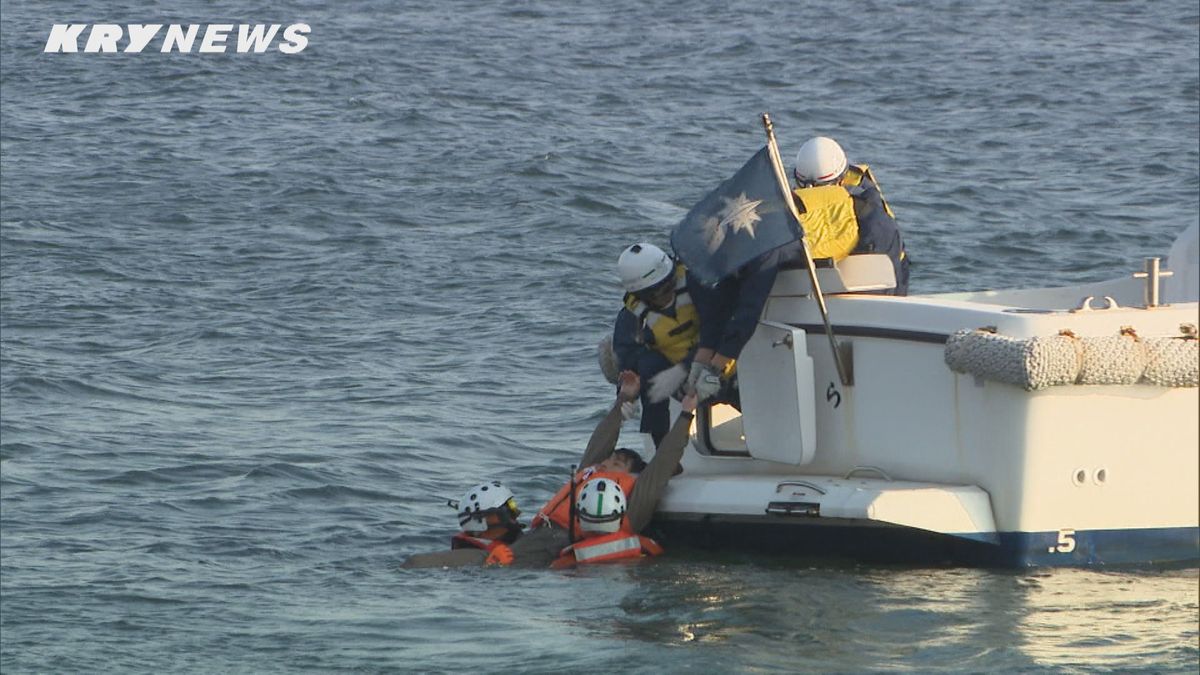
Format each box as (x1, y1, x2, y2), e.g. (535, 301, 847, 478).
(2, 0, 1198, 672)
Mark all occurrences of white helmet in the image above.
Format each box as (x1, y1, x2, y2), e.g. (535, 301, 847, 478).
(617, 243, 674, 293)
(455, 480, 518, 534)
(576, 478, 627, 534)
(794, 136, 848, 186)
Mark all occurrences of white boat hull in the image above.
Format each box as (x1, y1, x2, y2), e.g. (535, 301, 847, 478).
(648, 228, 1200, 567)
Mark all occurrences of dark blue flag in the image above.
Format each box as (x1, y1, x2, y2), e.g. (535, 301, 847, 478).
(670, 145, 802, 286)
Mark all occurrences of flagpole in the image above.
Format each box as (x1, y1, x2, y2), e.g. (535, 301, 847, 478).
(760, 113, 852, 387)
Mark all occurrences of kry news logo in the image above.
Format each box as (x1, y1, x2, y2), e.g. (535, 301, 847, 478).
(44, 24, 311, 54)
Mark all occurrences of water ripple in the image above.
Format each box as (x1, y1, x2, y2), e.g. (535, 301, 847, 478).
(1, 0, 1197, 672)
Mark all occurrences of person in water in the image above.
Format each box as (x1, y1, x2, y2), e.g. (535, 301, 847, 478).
(547, 475, 664, 568)
(496, 370, 696, 568)
(400, 480, 526, 569)
(450, 480, 524, 550)
(400, 371, 696, 569)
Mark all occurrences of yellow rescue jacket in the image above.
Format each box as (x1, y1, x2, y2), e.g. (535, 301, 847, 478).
(792, 184, 860, 261)
(622, 264, 700, 364)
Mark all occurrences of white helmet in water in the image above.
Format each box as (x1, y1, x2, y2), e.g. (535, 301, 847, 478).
(794, 136, 848, 186)
(617, 243, 674, 294)
(576, 478, 627, 534)
(455, 480, 519, 534)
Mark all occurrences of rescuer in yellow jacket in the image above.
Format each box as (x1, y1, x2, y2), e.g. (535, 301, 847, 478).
(685, 138, 910, 402)
(611, 242, 707, 446)
(791, 136, 909, 295)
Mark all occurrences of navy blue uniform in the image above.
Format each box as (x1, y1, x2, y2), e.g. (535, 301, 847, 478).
(691, 239, 804, 361)
(848, 183, 909, 295)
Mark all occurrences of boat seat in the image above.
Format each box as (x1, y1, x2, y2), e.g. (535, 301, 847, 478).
(773, 253, 896, 296)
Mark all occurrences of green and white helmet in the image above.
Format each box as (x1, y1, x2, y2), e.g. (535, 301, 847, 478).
(576, 478, 627, 534)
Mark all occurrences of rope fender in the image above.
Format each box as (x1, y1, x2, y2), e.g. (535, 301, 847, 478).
(944, 325, 1198, 390)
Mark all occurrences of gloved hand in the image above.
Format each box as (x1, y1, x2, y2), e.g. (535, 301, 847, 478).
(693, 365, 722, 402)
(685, 361, 707, 393)
(647, 363, 688, 403)
(485, 544, 514, 566)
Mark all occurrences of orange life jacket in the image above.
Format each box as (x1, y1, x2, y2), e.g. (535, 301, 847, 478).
(550, 531, 664, 569)
(531, 468, 638, 531)
(449, 532, 507, 552)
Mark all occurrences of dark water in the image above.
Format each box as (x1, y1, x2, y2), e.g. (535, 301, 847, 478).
(2, 0, 1197, 672)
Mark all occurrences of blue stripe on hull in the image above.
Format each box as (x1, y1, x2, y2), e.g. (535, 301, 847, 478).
(648, 517, 1200, 568)
(1001, 527, 1200, 567)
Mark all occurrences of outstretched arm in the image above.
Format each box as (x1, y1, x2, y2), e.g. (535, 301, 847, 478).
(625, 392, 698, 533)
(578, 371, 640, 468)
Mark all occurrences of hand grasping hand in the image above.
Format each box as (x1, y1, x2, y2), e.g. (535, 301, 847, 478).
(617, 370, 641, 402)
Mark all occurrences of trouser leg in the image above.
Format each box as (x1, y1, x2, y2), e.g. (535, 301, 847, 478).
(635, 351, 674, 446)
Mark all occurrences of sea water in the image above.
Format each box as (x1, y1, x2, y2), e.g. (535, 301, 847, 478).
(2, 0, 1197, 672)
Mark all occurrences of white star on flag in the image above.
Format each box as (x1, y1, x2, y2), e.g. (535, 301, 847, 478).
(702, 192, 763, 252)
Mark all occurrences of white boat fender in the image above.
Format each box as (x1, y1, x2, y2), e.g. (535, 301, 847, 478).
(1142, 328, 1200, 387)
(944, 326, 1198, 390)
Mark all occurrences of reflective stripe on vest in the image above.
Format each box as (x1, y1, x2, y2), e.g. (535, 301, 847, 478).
(622, 264, 700, 364)
(553, 532, 663, 568)
(571, 533, 645, 563)
(793, 184, 860, 261)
